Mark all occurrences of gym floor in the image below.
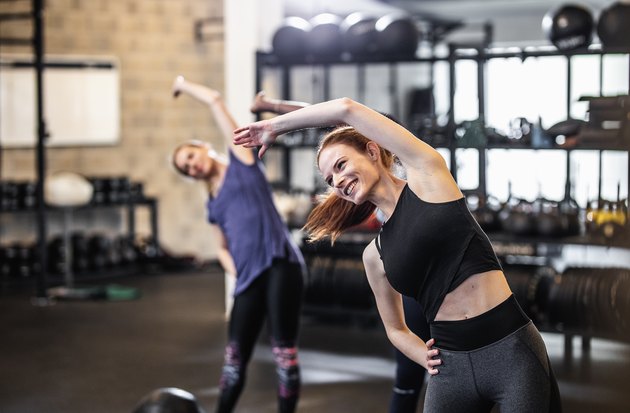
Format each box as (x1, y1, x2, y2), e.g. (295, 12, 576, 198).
(1, 269, 629, 413)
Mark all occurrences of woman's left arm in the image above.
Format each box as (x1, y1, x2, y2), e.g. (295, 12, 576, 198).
(234, 97, 439, 169)
(173, 76, 254, 164)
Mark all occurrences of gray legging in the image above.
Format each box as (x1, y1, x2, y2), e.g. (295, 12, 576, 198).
(424, 321, 561, 413)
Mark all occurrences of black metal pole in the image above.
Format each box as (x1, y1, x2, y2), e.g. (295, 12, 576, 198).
(389, 63, 399, 121)
(448, 44, 457, 182)
(33, 0, 48, 300)
(280, 64, 291, 188)
(281, 64, 290, 100)
(477, 46, 486, 199)
(323, 65, 330, 102)
(357, 64, 365, 104)
(255, 52, 263, 121)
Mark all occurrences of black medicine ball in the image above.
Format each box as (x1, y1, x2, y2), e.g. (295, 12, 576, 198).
(307, 13, 344, 57)
(375, 13, 420, 57)
(340, 12, 380, 56)
(132, 387, 207, 413)
(597, 2, 630, 49)
(272, 17, 311, 60)
(542, 4, 594, 50)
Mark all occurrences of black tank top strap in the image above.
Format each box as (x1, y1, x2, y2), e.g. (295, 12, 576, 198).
(374, 232, 383, 259)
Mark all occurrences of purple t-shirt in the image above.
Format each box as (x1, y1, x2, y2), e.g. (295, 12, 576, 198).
(206, 150, 305, 296)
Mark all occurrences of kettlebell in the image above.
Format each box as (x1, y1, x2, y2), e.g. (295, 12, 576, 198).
(535, 198, 564, 237)
(499, 198, 537, 236)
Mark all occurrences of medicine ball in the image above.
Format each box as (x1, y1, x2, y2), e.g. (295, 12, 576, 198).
(375, 13, 420, 57)
(45, 172, 94, 207)
(307, 13, 344, 57)
(597, 2, 630, 49)
(132, 387, 207, 413)
(340, 12, 379, 56)
(542, 4, 594, 50)
(272, 16, 311, 60)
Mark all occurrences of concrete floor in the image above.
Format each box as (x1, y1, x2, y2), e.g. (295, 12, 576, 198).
(1, 270, 629, 413)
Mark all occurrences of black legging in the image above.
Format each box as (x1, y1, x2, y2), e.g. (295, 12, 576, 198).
(216, 258, 304, 413)
(389, 296, 430, 413)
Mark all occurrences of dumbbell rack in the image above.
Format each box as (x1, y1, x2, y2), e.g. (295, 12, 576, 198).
(0, 195, 159, 291)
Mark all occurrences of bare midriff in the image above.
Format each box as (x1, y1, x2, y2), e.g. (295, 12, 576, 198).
(433, 270, 513, 321)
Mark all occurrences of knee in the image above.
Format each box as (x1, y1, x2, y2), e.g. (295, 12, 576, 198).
(272, 345, 300, 397)
(220, 342, 245, 389)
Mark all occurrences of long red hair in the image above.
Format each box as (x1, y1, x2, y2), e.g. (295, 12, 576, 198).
(303, 126, 395, 244)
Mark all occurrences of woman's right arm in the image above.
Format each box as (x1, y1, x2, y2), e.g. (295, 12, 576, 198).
(362, 241, 441, 374)
(250, 91, 309, 115)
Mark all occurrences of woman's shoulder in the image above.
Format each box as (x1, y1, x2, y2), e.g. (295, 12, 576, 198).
(229, 146, 256, 166)
(405, 166, 463, 204)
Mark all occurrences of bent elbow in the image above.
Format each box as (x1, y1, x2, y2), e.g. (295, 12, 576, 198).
(336, 97, 357, 119)
(385, 326, 406, 346)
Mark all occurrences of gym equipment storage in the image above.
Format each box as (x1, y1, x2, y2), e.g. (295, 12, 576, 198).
(254, 39, 630, 343)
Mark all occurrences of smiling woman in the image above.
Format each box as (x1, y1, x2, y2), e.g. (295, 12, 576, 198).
(233, 97, 562, 413)
(309, 125, 396, 242)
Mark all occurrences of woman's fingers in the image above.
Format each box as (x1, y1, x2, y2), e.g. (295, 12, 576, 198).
(233, 123, 275, 157)
(233, 125, 248, 134)
(233, 128, 253, 144)
(426, 337, 441, 375)
(172, 75, 185, 98)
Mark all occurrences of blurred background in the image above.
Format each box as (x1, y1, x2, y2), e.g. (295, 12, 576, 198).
(1, 0, 629, 412)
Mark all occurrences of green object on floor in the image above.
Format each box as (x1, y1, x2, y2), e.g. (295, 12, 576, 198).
(105, 284, 141, 301)
(47, 284, 141, 301)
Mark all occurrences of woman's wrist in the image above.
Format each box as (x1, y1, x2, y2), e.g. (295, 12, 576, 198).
(207, 90, 221, 106)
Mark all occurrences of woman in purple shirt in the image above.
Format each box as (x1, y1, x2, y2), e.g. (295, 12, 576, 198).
(171, 76, 305, 413)
(251, 92, 430, 413)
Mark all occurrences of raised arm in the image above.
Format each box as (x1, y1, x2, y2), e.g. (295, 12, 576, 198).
(362, 241, 441, 374)
(235, 98, 424, 162)
(173, 76, 253, 164)
(250, 91, 310, 115)
(234, 97, 460, 201)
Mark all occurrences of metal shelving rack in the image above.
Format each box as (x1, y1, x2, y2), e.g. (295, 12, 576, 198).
(0, 0, 49, 301)
(254, 35, 630, 343)
(255, 40, 630, 244)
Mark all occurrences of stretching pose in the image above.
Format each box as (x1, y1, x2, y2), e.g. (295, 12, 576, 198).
(251, 92, 430, 412)
(171, 76, 305, 413)
(234, 98, 562, 412)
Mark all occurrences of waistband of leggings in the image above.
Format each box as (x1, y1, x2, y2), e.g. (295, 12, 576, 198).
(429, 294, 530, 351)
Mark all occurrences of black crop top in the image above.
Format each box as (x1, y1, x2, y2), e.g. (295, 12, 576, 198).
(375, 185, 502, 322)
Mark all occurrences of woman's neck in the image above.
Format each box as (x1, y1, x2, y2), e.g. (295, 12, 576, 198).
(371, 176, 406, 220)
(206, 158, 228, 198)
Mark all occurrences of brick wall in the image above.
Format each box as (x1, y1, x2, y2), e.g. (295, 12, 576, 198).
(1, 0, 226, 260)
